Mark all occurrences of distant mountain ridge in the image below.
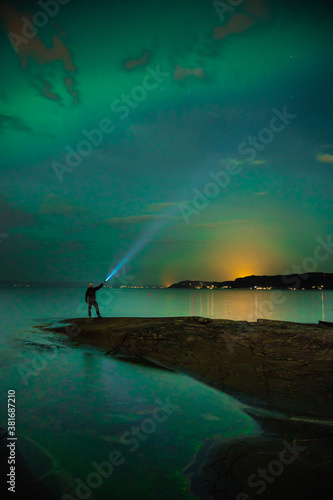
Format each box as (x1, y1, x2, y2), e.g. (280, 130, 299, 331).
(169, 273, 333, 290)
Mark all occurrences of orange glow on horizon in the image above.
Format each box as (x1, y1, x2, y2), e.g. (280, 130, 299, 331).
(232, 268, 259, 280)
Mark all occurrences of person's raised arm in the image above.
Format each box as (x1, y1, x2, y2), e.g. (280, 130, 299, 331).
(94, 282, 105, 291)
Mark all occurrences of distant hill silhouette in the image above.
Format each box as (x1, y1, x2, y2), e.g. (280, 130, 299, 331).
(169, 273, 333, 290)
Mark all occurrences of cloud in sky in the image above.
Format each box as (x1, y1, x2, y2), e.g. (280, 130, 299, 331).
(147, 202, 180, 212)
(101, 214, 178, 226)
(38, 194, 88, 216)
(219, 157, 266, 167)
(152, 237, 206, 244)
(213, 13, 255, 40)
(251, 160, 266, 165)
(0, 0, 78, 104)
(124, 51, 151, 70)
(316, 153, 333, 164)
(0, 113, 29, 133)
(213, 0, 269, 40)
(173, 65, 205, 81)
(0, 196, 35, 231)
(192, 220, 250, 229)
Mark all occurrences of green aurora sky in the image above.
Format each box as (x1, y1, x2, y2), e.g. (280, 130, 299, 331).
(0, 0, 333, 285)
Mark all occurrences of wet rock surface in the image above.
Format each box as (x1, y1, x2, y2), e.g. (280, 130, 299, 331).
(47, 316, 333, 419)
(45, 316, 333, 499)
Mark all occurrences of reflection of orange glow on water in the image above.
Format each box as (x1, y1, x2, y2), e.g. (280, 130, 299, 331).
(191, 290, 276, 321)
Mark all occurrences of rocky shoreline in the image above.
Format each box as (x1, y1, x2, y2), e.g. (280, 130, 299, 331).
(44, 316, 333, 499)
(46, 316, 333, 419)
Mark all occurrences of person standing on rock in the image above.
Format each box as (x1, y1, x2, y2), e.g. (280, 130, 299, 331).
(85, 282, 105, 318)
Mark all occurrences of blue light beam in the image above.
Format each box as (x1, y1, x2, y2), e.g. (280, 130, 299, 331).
(105, 211, 175, 282)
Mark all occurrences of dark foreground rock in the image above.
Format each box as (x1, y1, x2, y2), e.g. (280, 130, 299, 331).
(45, 316, 333, 499)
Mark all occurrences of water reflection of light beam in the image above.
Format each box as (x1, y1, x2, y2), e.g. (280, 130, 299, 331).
(321, 291, 325, 321)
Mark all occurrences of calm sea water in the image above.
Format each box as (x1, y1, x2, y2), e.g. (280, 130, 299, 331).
(3, 286, 330, 322)
(0, 288, 332, 499)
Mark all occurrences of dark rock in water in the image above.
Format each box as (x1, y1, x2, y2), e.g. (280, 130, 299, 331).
(319, 320, 333, 327)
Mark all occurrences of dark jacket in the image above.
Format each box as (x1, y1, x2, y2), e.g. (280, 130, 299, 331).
(85, 283, 103, 303)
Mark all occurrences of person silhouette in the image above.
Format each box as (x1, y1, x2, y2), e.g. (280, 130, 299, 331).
(85, 281, 105, 318)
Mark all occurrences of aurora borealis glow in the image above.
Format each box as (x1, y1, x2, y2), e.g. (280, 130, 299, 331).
(0, 0, 333, 284)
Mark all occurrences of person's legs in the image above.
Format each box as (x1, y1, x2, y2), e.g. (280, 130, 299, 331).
(93, 301, 101, 317)
(88, 302, 92, 317)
